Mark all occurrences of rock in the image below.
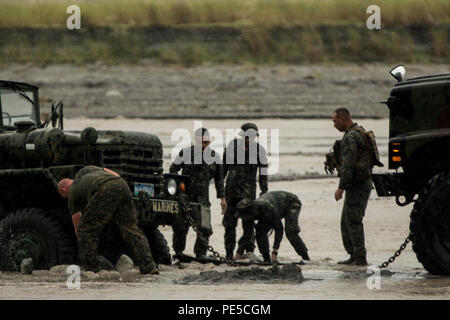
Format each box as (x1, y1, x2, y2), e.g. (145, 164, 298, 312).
(270, 264, 281, 275)
(281, 263, 304, 282)
(115, 254, 134, 273)
(32, 270, 49, 276)
(105, 89, 123, 99)
(123, 268, 140, 276)
(97, 255, 115, 271)
(81, 271, 99, 280)
(20, 258, 33, 275)
(98, 270, 121, 280)
(49, 264, 72, 275)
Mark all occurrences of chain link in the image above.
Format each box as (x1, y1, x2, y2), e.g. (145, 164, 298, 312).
(378, 235, 411, 269)
(176, 195, 236, 266)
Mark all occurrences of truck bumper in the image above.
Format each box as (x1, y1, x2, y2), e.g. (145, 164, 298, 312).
(372, 173, 415, 206)
(134, 196, 203, 228)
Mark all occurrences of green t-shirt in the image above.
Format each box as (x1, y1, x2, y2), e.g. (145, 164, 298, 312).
(68, 165, 120, 216)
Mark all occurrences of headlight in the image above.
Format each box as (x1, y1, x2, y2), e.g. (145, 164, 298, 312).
(167, 179, 177, 195)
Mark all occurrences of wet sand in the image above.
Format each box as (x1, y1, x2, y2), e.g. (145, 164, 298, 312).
(1, 63, 448, 119)
(1, 118, 449, 299)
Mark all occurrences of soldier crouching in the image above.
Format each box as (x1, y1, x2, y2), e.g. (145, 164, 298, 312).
(58, 165, 158, 274)
(237, 191, 310, 264)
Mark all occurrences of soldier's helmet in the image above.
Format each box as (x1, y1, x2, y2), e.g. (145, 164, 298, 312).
(237, 198, 258, 220)
(239, 122, 259, 137)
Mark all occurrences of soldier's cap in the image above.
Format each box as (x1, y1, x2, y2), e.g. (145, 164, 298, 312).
(237, 198, 261, 220)
(239, 122, 259, 137)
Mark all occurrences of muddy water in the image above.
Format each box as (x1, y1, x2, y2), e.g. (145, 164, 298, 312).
(0, 118, 449, 299)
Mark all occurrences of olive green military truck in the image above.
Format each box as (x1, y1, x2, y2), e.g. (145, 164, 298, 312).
(373, 66, 450, 275)
(0, 80, 203, 271)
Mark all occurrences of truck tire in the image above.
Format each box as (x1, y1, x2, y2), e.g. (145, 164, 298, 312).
(410, 171, 450, 275)
(146, 228, 172, 265)
(0, 208, 75, 271)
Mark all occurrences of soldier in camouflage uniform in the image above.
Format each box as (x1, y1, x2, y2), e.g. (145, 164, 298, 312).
(222, 123, 269, 260)
(332, 108, 372, 266)
(170, 128, 226, 259)
(237, 191, 310, 264)
(57, 165, 158, 274)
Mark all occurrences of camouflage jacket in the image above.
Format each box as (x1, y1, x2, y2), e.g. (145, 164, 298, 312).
(338, 123, 373, 189)
(254, 191, 302, 250)
(169, 145, 224, 206)
(68, 165, 120, 216)
(223, 138, 268, 200)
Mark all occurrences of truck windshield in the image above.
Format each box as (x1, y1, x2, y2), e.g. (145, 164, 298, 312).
(1, 88, 36, 126)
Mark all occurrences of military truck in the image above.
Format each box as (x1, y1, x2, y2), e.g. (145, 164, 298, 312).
(373, 65, 450, 275)
(0, 80, 203, 271)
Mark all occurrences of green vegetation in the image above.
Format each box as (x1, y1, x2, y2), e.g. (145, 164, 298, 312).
(0, 0, 448, 27)
(0, 0, 448, 65)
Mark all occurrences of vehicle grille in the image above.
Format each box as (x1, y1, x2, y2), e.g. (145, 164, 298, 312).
(100, 146, 164, 198)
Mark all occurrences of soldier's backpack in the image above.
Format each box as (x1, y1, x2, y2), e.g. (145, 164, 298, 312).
(350, 126, 384, 168)
(324, 125, 383, 175)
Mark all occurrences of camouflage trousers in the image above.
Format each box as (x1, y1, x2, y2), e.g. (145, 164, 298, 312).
(222, 197, 256, 257)
(172, 214, 212, 257)
(78, 179, 156, 271)
(256, 207, 308, 261)
(340, 178, 372, 259)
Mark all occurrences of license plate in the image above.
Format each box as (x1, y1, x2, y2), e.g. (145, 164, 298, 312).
(134, 182, 154, 197)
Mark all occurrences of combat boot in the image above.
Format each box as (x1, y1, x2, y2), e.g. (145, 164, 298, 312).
(337, 256, 355, 265)
(139, 262, 159, 275)
(299, 252, 310, 265)
(351, 256, 368, 266)
(225, 250, 234, 261)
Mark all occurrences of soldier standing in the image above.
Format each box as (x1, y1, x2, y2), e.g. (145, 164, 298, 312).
(332, 108, 372, 266)
(57, 165, 158, 274)
(222, 123, 269, 260)
(236, 191, 310, 264)
(170, 128, 226, 260)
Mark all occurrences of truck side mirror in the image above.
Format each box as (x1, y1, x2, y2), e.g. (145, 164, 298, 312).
(389, 65, 406, 82)
(51, 101, 64, 130)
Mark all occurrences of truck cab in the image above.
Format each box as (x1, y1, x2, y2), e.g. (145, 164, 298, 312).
(0, 80, 202, 270)
(373, 66, 450, 275)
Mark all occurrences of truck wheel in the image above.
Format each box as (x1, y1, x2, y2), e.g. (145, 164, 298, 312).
(146, 228, 172, 265)
(410, 171, 450, 275)
(0, 208, 75, 271)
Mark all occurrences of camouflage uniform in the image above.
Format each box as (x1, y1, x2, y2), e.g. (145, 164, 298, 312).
(238, 191, 308, 262)
(69, 166, 156, 272)
(222, 135, 268, 258)
(170, 145, 224, 256)
(339, 123, 373, 260)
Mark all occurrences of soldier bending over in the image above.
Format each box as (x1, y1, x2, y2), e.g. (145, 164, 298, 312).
(58, 165, 158, 274)
(237, 191, 310, 264)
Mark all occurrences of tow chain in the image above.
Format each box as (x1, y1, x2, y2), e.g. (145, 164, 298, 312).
(378, 234, 411, 269)
(176, 195, 236, 266)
